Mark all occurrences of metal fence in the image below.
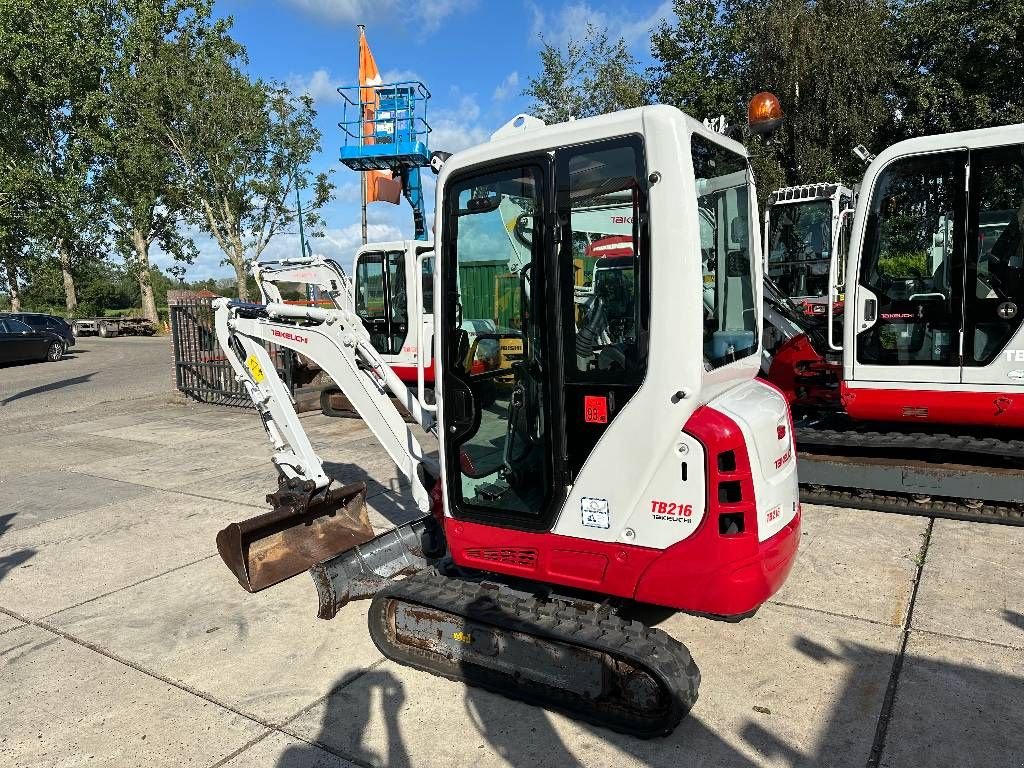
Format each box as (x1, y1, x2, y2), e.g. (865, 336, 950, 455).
(169, 292, 294, 407)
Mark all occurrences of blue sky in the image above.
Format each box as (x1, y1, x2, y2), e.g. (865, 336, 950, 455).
(159, 0, 675, 281)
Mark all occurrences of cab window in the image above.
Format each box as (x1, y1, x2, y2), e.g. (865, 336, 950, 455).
(692, 133, 757, 368)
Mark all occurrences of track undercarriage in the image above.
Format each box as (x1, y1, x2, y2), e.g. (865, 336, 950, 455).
(367, 569, 700, 738)
(794, 416, 1024, 525)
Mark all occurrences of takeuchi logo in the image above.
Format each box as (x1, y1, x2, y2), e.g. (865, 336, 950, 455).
(271, 328, 308, 344)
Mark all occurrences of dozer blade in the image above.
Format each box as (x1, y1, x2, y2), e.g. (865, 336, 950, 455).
(216, 480, 375, 592)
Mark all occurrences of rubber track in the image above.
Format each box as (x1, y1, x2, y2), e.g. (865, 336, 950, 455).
(800, 485, 1024, 526)
(797, 424, 1024, 463)
(366, 569, 700, 738)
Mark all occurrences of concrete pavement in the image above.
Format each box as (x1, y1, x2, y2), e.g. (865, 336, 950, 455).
(1, 344, 1022, 767)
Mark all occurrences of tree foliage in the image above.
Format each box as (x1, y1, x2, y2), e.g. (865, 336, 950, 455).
(0, 0, 114, 313)
(528, 0, 1024, 200)
(157, 27, 332, 300)
(94, 0, 206, 322)
(1, 0, 332, 314)
(523, 24, 650, 124)
(888, 0, 1024, 141)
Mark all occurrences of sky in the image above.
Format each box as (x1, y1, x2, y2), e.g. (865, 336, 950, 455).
(153, 0, 676, 281)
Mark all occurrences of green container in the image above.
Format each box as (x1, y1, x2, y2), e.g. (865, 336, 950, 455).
(458, 260, 521, 329)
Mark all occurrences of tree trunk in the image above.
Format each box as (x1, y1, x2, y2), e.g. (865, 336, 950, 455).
(57, 238, 78, 314)
(132, 228, 160, 323)
(230, 235, 248, 301)
(3, 258, 21, 311)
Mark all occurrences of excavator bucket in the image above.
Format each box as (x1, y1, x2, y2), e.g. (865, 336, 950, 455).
(216, 480, 376, 593)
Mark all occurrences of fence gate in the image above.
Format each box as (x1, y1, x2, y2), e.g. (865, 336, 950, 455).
(169, 292, 294, 407)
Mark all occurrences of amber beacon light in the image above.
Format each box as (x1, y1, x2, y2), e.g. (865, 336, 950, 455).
(747, 91, 783, 135)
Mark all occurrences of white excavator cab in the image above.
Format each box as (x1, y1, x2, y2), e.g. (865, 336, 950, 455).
(829, 124, 1024, 427)
(351, 241, 435, 383)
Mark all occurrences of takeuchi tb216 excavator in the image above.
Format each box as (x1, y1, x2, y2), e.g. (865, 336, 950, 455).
(212, 104, 801, 737)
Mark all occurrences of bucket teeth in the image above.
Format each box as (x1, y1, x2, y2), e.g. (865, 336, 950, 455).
(216, 481, 375, 592)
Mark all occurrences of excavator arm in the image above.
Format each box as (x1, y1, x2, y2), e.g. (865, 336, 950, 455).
(211, 296, 439, 593)
(253, 256, 355, 311)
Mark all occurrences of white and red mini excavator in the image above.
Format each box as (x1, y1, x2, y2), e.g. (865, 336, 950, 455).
(761, 124, 1024, 523)
(211, 104, 801, 737)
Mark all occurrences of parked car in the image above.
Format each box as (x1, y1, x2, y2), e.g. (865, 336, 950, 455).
(0, 316, 66, 364)
(4, 311, 76, 348)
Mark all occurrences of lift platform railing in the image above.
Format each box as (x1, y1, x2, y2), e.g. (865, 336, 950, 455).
(337, 80, 432, 172)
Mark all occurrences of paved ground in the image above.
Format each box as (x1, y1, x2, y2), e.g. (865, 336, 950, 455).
(1, 346, 1022, 767)
(0, 335, 175, 426)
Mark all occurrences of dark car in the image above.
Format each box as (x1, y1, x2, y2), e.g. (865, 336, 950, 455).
(0, 316, 65, 364)
(5, 311, 75, 347)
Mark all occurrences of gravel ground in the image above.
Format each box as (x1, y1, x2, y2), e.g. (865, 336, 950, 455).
(0, 335, 174, 425)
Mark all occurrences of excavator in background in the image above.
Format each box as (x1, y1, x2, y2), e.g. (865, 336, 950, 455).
(763, 182, 854, 321)
(761, 123, 1024, 524)
(211, 101, 801, 736)
(253, 241, 433, 386)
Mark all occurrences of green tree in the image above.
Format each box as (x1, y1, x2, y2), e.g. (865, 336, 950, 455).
(652, 0, 894, 193)
(95, 0, 204, 323)
(650, 0, 743, 125)
(889, 0, 1024, 141)
(155, 25, 332, 300)
(0, 0, 115, 314)
(523, 24, 650, 124)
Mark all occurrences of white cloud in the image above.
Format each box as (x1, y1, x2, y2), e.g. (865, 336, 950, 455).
(335, 181, 362, 204)
(529, 1, 674, 48)
(493, 71, 519, 101)
(380, 68, 422, 85)
(429, 94, 489, 153)
(287, 68, 344, 105)
(285, 0, 476, 33)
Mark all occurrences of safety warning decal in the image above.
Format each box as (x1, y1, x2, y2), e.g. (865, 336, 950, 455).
(581, 497, 610, 529)
(245, 354, 265, 383)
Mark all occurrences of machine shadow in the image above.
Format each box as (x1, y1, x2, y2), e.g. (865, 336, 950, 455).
(0, 513, 35, 585)
(0, 372, 96, 406)
(321, 460, 425, 528)
(0, 549, 36, 584)
(1004, 609, 1024, 632)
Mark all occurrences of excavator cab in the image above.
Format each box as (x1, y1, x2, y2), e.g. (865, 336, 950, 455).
(831, 126, 1024, 426)
(351, 240, 435, 384)
(435, 109, 799, 592)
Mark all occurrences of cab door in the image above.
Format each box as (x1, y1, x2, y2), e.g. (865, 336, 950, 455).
(853, 150, 967, 386)
(962, 143, 1024, 386)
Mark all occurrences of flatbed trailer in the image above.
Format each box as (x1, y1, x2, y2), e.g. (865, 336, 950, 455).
(72, 316, 156, 338)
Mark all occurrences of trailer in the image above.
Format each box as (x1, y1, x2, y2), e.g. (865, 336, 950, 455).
(72, 316, 156, 338)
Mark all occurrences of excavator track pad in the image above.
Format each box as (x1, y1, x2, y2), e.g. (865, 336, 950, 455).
(217, 480, 375, 592)
(367, 569, 700, 737)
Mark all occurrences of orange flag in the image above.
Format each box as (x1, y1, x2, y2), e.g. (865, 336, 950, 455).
(358, 26, 382, 143)
(358, 27, 401, 205)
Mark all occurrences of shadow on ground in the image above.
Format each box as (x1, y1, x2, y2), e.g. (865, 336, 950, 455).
(0, 513, 35, 584)
(0, 372, 96, 406)
(1004, 609, 1024, 633)
(270, 596, 1024, 768)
